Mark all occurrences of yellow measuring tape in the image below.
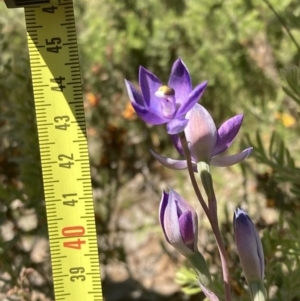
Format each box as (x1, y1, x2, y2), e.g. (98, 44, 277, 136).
(4, 0, 103, 300)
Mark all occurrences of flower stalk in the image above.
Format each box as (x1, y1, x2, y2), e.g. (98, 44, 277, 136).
(179, 133, 232, 301)
(187, 251, 212, 288)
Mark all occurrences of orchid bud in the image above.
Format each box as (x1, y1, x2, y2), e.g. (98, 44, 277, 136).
(159, 189, 198, 257)
(234, 208, 266, 301)
(159, 189, 211, 287)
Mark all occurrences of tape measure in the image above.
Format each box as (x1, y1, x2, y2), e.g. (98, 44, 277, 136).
(4, 0, 103, 300)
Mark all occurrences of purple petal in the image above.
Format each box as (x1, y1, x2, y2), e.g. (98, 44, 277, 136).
(168, 59, 192, 105)
(125, 80, 167, 124)
(176, 81, 208, 117)
(159, 191, 169, 242)
(178, 211, 194, 246)
(171, 134, 184, 156)
(150, 149, 189, 170)
(210, 147, 253, 167)
(213, 114, 244, 156)
(131, 102, 167, 125)
(139, 66, 164, 116)
(166, 118, 189, 135)
(124, 80, 145, 107)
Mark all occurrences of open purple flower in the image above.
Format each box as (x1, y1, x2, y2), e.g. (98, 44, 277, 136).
(125, 58, 207, 134)
(233, 208, 264, 283)
(160, 189, 198, 257)
(151, 104, 252, 169)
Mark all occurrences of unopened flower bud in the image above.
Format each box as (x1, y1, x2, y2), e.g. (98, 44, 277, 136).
(233, 208, 264, 283)
(159, 189, 198, 257)
(160, 189, 211, 287)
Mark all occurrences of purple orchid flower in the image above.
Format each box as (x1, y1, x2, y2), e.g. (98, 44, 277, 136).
(233, 208, 264, 283)
(151, 103, 252, 169)
(124, 58, 207, 135)
(160, 189, 198, 257)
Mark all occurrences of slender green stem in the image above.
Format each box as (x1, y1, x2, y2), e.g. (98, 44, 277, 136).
(178, 133, 210, 218)
(209, 193, 231, 301)
(179, 133, 232, 301)
(263, 0, 300, 54)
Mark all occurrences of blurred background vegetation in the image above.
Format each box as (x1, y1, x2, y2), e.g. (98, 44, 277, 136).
(0, 0, 300, 300)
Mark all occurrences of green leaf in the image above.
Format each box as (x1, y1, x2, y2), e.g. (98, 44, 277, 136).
(282, 86, 300, 105)
(277, 139, 285, 166)
(255, 131, 265, 156)
(269, 131, 276, 157)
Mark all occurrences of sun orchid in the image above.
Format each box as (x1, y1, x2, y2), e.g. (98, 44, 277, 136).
(151, 103, 252, 169)
(125, 58, 207, 134)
